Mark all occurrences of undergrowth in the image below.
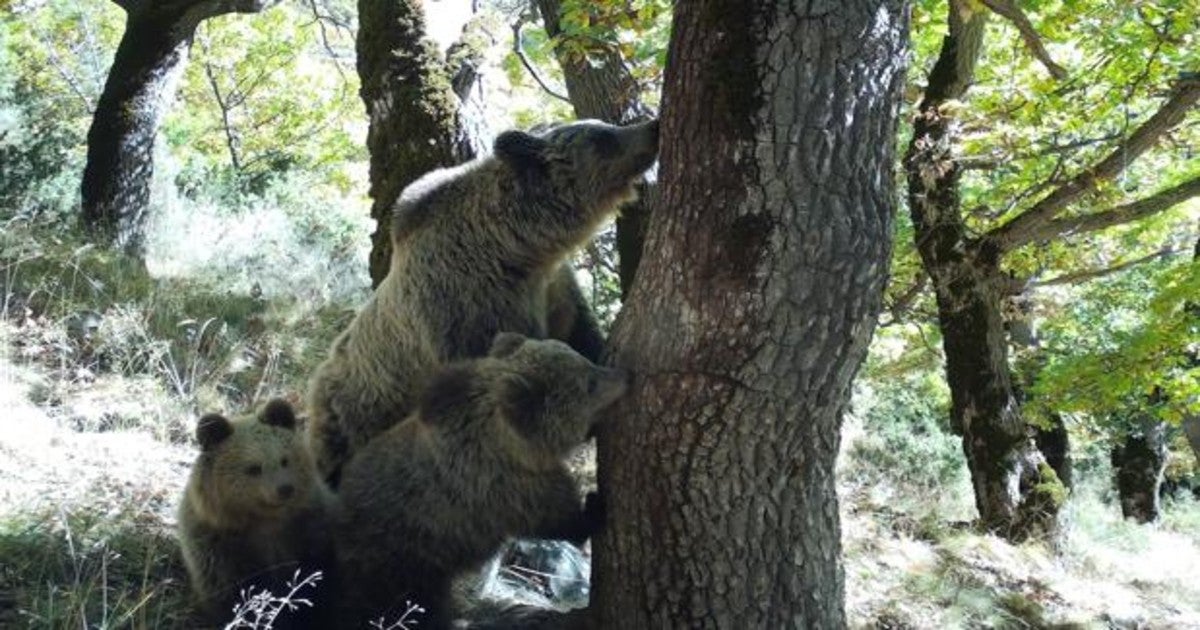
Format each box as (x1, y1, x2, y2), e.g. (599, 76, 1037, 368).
(0, 505, 192, 629)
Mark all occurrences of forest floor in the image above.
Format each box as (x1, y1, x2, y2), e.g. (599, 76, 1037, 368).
(2, 330, 1200, 630)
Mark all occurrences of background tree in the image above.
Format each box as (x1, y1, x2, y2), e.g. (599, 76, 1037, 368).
(591, 1, 911, 627)
(184, 8, 360, 193)
(356, 0, 486, 286)
(80, 0, 279, 258)
(904, 0, 1198, 539)
(1035, 228, 1200, 522)
(533, 0, 664, 294)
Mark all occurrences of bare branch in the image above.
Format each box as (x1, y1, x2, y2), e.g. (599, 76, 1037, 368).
(1031, 247, 1181, 289)
(35, 29, 96, 111)
(987, 77, 1200, 252)
(511, 20, 572, 104)
(197, 32, 242, 171)
(881, 274, 930, 326)
(304, 0, 354, 80)
(978, 0, 1066, 80)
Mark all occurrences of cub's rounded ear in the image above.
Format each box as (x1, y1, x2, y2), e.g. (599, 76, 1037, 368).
(197, 414, 233, 450)
(493, 130, 548, 170)
(260, 399, 297, 430)
(499, 375, 547, 440)
(489, 332, 527, 358)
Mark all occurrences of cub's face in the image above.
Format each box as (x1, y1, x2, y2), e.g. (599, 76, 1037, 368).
(494, 119, 659, 216)
(489, 333, 628, 456)
(193, 400, 318, 520)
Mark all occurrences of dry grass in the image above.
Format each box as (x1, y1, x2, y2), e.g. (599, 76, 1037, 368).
(0, 354, 195, 628)
(840, 408, 1200, 630)
(2, 217, 1199, 628)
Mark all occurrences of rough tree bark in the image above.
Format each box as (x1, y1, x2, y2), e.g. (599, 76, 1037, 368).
(1034, 413, 1072, 490)
(905, 1, 1065, 540)
(1009, 302, 1074, 490)
(356, 0, 484, 286)
(591, 2, 910, 627)
(1111, 417, 1168, 523)
(908, 4, 1198, 539)
(536, 0, 654, 296)
(81, 0, 278, 257)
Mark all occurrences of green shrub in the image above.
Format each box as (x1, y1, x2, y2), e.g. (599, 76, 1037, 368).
(851, 374, 965, 492)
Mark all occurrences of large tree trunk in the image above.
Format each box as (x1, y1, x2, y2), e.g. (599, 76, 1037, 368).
(536, 0, 654, 296)
(81, 0, 276, 258)
(1111, 418, 1168, 523)
(356, 0, 481, 286)
(591, 2, 910, 627)
(904, 1, 1064, 540)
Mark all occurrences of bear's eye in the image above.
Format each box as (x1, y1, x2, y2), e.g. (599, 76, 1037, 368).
(244, 464, 263, 477)
(280, 457, 289, 468)
(586, 375, 598, 395)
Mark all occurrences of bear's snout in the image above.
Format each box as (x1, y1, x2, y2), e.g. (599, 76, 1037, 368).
(618, 119, 660, 178)
(276, 483, 295, 500)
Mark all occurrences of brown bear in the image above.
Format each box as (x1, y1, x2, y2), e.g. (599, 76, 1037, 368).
(333, 333, 628, 628)
(306, 119, 658, 485)
(177, 399, 334, 626)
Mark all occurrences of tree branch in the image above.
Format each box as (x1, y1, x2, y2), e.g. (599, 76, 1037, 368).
(1040, 175, 1200, 241)
(956, 131, 1123, 170)
(881, 274, 930, 326)
(511, 20, 572, 104)
(986, 77, 1200, 252)
(178, 0, 280, 31)
(1030, 247, 1181, 289)
(979, 0, 1067, 80)
(202, 59, 242, 172)
(304, 0, 354, 78)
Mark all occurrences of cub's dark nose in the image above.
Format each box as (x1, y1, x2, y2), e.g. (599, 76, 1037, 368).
(277, 483, 295, 500)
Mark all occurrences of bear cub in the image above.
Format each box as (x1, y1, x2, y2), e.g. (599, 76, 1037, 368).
(177, 399, 334, 626)
(306, 118, 658, 485)
(334, 333, 629, 627)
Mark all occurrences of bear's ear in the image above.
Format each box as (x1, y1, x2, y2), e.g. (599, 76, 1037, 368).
(499, 375, 547, 440)
(489, 332, 527, 358)
(260, 399, 296, 430)
(493, 130, 548, 171)
(196, 413, 233, 450)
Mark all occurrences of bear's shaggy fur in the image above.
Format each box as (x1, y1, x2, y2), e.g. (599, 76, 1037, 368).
(305, 119, 658, 485)
(177, 400, 334, 624)
(334, 333, 628, 627)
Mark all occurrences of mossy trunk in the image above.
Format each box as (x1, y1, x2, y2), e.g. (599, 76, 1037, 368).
(81, 0, 276, 258)
(1112, 420, 1167, 523)
(1034, 413, 1072, 490)
(904, 0, 1064, 540)
(356, 0, 476, 287)
(591, 1, 911, 626)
